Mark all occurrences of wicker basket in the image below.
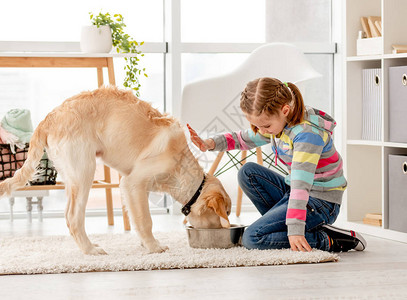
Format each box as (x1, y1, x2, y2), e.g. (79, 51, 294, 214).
(0, 144, 57, 185)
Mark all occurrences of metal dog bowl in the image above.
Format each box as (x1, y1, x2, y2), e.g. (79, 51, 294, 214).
(186, 224, 246, 249)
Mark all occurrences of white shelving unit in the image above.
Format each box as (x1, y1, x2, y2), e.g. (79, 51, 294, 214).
(342, 0, 407, 242)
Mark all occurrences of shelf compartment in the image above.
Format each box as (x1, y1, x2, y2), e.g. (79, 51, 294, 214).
(383, 0, 407, 55)
(346, 0, 381, 57)
(346, 60, 382, 141)
(346, 145, 382, 223)
(383, 147, 407, 230)
(383, 58, 407, 143)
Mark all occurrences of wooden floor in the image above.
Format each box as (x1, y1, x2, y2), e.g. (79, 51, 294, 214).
(1, 213, 407, 299)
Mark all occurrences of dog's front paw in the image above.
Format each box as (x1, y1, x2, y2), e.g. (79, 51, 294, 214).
(149, 244, 169, 254)
(84, 246, 108, 256)
(144, 240, 169, 253)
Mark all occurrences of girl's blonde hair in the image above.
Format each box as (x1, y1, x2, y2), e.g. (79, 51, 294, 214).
(240, 77, 305, 133)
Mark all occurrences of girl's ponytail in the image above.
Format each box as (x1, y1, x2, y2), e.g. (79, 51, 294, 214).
(286, 82, 305, 126)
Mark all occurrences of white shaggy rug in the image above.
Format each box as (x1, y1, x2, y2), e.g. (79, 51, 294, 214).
(0, 232, 339, 275)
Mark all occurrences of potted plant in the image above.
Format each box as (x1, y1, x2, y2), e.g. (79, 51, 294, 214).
(81, 12, 147, 96)
(80, 25, 112, 53)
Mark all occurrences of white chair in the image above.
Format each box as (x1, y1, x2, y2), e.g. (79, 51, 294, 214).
(180, 43, 321, 216)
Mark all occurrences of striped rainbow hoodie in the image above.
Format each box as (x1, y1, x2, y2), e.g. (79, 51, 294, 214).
(210, 107, 347, 236)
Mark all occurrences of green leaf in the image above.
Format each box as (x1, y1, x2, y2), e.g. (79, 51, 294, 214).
(88, 11, 147, 92)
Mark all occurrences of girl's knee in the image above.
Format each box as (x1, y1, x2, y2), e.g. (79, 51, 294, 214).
(237, 162, 258, 186)
(241, 226, 259, 250)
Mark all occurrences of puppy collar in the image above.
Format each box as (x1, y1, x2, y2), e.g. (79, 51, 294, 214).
(181, 174, 206, 216)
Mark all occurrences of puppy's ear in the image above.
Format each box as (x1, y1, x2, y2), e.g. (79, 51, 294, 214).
(206, 192, 230, 228)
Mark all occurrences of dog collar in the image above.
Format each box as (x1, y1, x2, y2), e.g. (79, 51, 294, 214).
(181, 174, 206, 216)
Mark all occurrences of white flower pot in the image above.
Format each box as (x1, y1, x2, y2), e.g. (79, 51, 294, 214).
(80, 25, 113, 53)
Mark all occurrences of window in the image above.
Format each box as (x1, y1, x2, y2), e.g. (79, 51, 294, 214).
(265, 0, 331, 43)
(0, 0, 163, 42)
(265, 0, 333, 113)
(182, 53, 250, 88)
(181, 0, 265, 43)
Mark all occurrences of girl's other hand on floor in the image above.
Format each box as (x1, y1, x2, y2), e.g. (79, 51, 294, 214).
(187, 123, 214, 152)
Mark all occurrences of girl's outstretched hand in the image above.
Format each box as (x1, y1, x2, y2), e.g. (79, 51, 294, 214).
(288, 235, 312, 252)
(187, 124, 215, 152)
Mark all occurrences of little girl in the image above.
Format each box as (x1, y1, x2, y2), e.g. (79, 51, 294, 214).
(188, 77, 366, 252)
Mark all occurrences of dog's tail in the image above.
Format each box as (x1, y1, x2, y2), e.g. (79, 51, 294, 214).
(0, 119, 49, 196)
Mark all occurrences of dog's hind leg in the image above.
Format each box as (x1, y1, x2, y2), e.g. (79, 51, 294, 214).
(120, 175, 169, 253)
(56, 149, 106, 255)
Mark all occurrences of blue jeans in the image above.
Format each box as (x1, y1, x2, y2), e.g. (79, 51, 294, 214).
(238, 162, 340, 251)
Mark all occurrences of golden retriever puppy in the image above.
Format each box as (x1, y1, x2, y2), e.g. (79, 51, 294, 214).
(0, 86, 231, 255)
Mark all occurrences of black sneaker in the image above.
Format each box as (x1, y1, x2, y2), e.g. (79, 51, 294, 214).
(322, 224, 367, 252)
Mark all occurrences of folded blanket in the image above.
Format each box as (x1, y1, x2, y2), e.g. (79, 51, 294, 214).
(0, 126, 25, 153)
(1, 109, 33, 145)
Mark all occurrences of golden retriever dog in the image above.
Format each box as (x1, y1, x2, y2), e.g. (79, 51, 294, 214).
(0, 86, 231, 255)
